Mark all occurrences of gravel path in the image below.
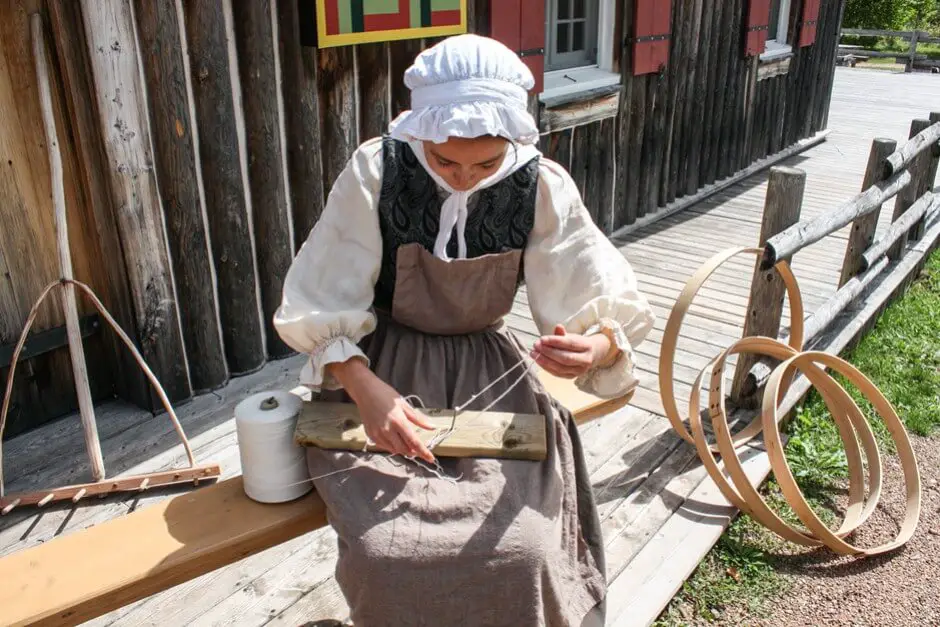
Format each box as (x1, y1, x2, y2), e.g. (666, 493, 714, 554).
(722, 432, 940, 627)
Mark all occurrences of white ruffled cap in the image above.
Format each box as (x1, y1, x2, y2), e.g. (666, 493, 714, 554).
(388, 34, 540, 145)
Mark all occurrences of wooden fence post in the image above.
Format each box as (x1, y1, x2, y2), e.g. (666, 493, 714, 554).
(731, 166, 806, 408)
(906, 31, 919, 73)
(888, 119, 933, 259)
(838, 138, 897, 287)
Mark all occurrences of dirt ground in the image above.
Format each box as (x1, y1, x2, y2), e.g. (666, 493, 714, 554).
(721, 432, 940, 627)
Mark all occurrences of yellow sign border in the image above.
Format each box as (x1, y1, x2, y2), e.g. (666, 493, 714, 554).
(315, 0, 468, 48)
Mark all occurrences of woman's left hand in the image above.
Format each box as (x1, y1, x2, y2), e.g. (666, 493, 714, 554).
(531, 324, 613, 379)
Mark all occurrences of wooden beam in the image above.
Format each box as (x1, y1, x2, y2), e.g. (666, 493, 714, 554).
(183, 0, 267, 375)
(763, 169, 912, 269)
(232, 0, 296, 361)
(539, 92, 620, 134)
(863, 193, 939, 270)
(838, 138, 898, 286)
(79, 0, 192, 402)
(133, 0, 229, 393)
(730, 167, 806, 407)
(884, 121, 940, 179)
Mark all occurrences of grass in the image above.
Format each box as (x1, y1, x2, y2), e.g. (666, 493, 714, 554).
(653, 248, 940, 626)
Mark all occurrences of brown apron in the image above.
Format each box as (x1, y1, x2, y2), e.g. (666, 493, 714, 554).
(311, 242, 607, 627)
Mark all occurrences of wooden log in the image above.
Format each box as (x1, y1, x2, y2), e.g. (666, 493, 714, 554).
(295, 402, 547, 461)
(927, 112, 940, 187)
(79, 0, 192, 402)
(134, 0, 229, 391)
(184, 0, 267, 375)
(685, 0, 714, 195)
(46, 0, 150, 408)
(704, 0, 732, 185)
(888, 119, 933, 259)
(571, 124, 592, 216)
(232, 0, 296, 361)
(772, 76, 787, 154)
(841, 28, 916, 38)
(660, 0, 687, 206)
(913, 114, 940, 238)
(741, 62, 759, 167)
(357, 43, 391, 141)
(30, 13, 105, 481)
(763, 169, 913, 269)
(318, 47, 359, 193)
(730, 167, 806, 407)
(543, 129, 573, 171)
(838, 138, 898, 286)
(718, 0, 744, 180)
(884, 121, 940, 178)
(592, 118, 616, 234)
(612, 0, 635, 230)
(647, 66, 669, 215)
(863, 193, 940, 271)
(276, 0, 325, 251)
(818, 0, 846, 132)
(626, 75, 649, 223)
(389, 39, 424, 117)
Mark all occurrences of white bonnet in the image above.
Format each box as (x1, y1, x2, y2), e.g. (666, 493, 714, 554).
(387, 34, 540, 145)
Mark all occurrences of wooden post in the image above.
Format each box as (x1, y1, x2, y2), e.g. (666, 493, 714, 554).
(232, 0, 296, 360)
(358, 42, 392, 141)
(730, 166, 806, 408)
(906, 31, 918, 73)
(318, 47, 360, 192)
(838, 138, 898, 287)
(888, 119, 933, 259)
(183, 0, 267, 374)
(133, 0, 230, 392)
(79, 0, 193, 403)
(30, 13, 105, 481)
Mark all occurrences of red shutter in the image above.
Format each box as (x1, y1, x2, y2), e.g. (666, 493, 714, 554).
(633, 0, 672, 75)
(490, 0, 545, 94)
(744, 0, 772, 56)
(798, 0, 821, 47)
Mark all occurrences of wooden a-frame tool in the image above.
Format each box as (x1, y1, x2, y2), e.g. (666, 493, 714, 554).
(0, 14, 220, 516)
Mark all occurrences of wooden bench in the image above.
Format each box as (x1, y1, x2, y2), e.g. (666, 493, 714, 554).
(0, 371, 631, 627)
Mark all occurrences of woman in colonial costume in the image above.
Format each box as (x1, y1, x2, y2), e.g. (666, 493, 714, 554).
(274, 34, 655, 627)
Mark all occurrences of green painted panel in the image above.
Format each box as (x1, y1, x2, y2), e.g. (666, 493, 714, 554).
(363, 0, 399, 14)
(410, 0, 422, 27)
(338, 0, 352, 33)
(431, 0, 461, 11)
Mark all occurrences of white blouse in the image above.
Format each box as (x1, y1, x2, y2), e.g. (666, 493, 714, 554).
(274, 137, 655, 399)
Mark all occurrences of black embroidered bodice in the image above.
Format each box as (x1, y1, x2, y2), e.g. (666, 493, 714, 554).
(373, 136, 541, 310)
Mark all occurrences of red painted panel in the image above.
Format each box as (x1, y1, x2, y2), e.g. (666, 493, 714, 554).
(745, 0, 772, 56)
(364, 0, 410, 31)
(798, 0, 821, 47)
(325, 0, 340, 36)
(633, 0, 672, 75)
(490, 0, 522, 51)
(431, 9, 462, 27)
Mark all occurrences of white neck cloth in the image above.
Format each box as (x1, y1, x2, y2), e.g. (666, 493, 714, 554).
(408, 139, 540, 261)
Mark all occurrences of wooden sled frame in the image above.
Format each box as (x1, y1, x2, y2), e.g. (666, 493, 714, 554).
(0, 376, 632, 627)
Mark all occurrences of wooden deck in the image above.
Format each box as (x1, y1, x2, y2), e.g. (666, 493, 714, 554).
(2, 68, 938, 626)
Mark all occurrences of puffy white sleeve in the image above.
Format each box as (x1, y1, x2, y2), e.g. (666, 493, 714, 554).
(524, 158, 656, 398)
(273, 138, 384, 391)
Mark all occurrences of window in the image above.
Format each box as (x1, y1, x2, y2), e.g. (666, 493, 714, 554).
(546, 0, 598, 71)
(541, 0, 619, 103)
(762, 0, 793, 60)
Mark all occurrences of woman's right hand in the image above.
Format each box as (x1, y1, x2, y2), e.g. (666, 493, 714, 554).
(327, 358, 437, 463)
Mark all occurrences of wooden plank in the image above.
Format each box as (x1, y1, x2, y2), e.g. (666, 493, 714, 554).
(133, 0, 229, 392)
(295, 402, 547, 461)
(79, 0, 192, 402)
(183, 0, 267, 375)
(46, 0, 149, 408)
(317, 47, 359, 192)
(0, 477, 328, 627)
(232, 0, 296, 360)
(730, 167, 806, 406)
(357, 42, 391, 141)
(539, 93, 619, 134)
(277, 0, 325, 251)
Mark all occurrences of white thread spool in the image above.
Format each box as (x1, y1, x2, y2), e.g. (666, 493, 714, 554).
(235, 391, 312, 503)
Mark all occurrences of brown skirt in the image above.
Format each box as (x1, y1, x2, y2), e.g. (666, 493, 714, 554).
(311, 313, 607, 626)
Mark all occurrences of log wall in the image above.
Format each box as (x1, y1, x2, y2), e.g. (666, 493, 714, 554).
(0, 0, 847, 436)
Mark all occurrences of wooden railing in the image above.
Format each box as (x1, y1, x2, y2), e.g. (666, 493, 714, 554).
(838, 27, 940, 71)
(729, 111, 940, 406)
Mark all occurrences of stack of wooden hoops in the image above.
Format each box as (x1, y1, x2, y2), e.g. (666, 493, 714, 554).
(658, 246, 922, 557)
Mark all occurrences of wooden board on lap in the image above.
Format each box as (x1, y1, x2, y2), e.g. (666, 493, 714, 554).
(294, 402, 548, 461)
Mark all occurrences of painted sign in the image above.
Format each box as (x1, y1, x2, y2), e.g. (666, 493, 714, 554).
(316, 0, 467, 47)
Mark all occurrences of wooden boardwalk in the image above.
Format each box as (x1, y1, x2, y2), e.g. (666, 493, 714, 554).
(2, 68, 938, 626)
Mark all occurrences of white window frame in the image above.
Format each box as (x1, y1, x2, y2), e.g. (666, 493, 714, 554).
(540, 0, 620, 104)
(761, 0, 794, 62)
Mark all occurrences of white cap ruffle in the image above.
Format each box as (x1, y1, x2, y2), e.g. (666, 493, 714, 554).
(388, 34, 540, 145)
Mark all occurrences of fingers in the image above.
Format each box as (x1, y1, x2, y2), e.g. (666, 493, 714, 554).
(536, 333, 591, 354)
(403, 404, 436, 431)
(534, 344, 592, 368)
(553, 324, 567, 336)
(398, 423, 436, 463)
